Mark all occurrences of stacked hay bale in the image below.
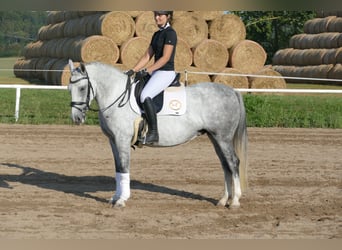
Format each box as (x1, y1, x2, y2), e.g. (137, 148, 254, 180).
(272, 11, 342, 84)
(14, 11, 284, 89)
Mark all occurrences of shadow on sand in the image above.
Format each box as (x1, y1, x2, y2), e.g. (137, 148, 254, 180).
(0, 163, 217, 205)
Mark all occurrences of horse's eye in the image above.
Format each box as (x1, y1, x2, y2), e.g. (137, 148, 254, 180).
(80, 87, 85, 91)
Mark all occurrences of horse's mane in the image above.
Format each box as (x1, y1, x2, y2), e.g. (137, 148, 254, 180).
(87, 61, 123, 75)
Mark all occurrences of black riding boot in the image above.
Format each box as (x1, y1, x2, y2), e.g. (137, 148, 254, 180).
(142, 97, 159, 144)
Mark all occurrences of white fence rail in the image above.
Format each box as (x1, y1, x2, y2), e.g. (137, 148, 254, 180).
(0, 84, 67, 121)
(1, 84, 342, 122)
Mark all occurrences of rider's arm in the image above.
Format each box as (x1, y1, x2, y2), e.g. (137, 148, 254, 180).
(145, 44, 174, 74)
(133, 45, 154, 72)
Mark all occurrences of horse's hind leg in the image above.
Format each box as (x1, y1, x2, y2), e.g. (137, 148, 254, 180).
(209, 135, 241, 208)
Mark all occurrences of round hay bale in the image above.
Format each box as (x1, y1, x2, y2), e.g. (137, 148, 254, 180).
(13, 58, 24, 78)
(209, 14, 246, 49)
(113, 63, 129, 71)
(39, 39, 59, 58)
(272, 65, 298, 82)
(327, 17, 342, 32)
(73, 35, 119, 64)
(192, 39, 229, 72)
(126, 11, 144, 18)
(172, 12, 208, 48)
(35, 57, 51, 80)
(327, 64, 342, 82)
(249, 68, 287, 89)
(37, 25, 51, 40)
(272, 48, 294, 65)
(22, 41, 42, 58)
(45, 22, 65, 40)
(322, 49, 338, 64)
(62, 37, 80, 59)
(179, 66, 211, 85)
(120, 36, 152, 69)
(63, 18, 87, 37)
(191, 11, 225, 21)
(212, 67, 249, 88)
(54, 38, 70, 58)
(174, 37, 193, 71)
(286, 49, 325, 66)
(51, 58, 80, 85)
(304, 49, 326, 65)
(229, 40, 267, 74)
(297, 65, 334, 83)
(289, 34, 320, 49)
(336, 48, 342, 63)
(173, 11, 190, 19)
(135, 11, 158, 41)
(303, 17, 335, 34)
(47, 11, 65, 24)
(43, 58, 60, 84)
(13, 58, 37, 79)
(317, 33, 341, 48)
(97, 11, 135, 46)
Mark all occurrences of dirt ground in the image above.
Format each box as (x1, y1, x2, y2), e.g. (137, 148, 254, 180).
(0, 124, 341, 239)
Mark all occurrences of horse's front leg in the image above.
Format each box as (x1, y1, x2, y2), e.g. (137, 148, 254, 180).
(108, 138, 131, 208)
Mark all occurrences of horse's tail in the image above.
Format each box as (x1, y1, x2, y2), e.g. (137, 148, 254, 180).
(233, 91, 248, 192)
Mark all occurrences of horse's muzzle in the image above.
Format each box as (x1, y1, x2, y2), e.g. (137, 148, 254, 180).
(71, 106, 86, 125)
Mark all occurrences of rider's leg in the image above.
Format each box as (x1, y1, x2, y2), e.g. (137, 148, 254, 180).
(140, 70, 175, 144)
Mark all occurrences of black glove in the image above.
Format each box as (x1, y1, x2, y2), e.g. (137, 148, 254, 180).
(124, 69, 135, 77)
(135, 68, 149, 79)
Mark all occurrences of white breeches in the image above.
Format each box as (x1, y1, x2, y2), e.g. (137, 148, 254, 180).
(140, 70, 176, 103)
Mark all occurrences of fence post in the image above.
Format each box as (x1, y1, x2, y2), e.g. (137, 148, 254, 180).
(15, 87, 21, 122)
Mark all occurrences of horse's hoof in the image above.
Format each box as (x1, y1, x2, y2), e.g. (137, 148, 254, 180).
(228, 201, 240, 209)
(216, 199, 228, 207)
(109, 198, 126, 208)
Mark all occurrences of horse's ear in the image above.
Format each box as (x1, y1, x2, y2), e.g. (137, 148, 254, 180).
(80, 62, 86, 74)
(68, 59, 75, 73)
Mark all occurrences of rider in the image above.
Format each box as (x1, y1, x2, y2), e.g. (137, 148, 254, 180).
(126, 11, 177, 144)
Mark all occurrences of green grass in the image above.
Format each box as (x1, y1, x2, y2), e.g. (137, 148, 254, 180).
(0, 89, 99, 125)
(0, 57, 42, 84)
(0, 87, 341, 128)
(244, 94, 342, 128)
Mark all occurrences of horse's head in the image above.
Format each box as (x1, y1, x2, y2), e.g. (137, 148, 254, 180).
(68, 60, 95, 125)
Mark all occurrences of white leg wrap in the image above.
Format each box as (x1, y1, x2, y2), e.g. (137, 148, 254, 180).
(115, 172, 130, 201)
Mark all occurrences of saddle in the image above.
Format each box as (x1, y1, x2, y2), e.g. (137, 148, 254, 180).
(134, 73, 181, 112)
(129, 72, 186, 147)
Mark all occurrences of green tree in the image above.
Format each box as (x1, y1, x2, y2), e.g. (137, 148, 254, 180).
(232, 11, 316, 64)
(0, 11, 47, 57)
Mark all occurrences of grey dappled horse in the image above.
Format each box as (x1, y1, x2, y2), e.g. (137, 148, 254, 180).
(68, 60, 248, 209)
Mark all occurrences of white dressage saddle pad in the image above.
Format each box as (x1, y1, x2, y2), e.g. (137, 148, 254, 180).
(130, 82, 187, 116)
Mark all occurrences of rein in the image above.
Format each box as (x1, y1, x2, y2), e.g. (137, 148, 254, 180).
(70, 69, 133, 113)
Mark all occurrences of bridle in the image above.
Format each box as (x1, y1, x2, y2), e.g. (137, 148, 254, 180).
(69, 67, 133, 113)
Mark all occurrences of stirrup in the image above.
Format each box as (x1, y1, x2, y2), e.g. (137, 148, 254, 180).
(144, 131, 159, 144)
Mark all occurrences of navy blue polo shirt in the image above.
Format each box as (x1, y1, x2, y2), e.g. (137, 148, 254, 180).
(150, 26, 177, 71)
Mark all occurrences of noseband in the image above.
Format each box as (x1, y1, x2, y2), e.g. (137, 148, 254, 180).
(69, 71, 96, 112)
